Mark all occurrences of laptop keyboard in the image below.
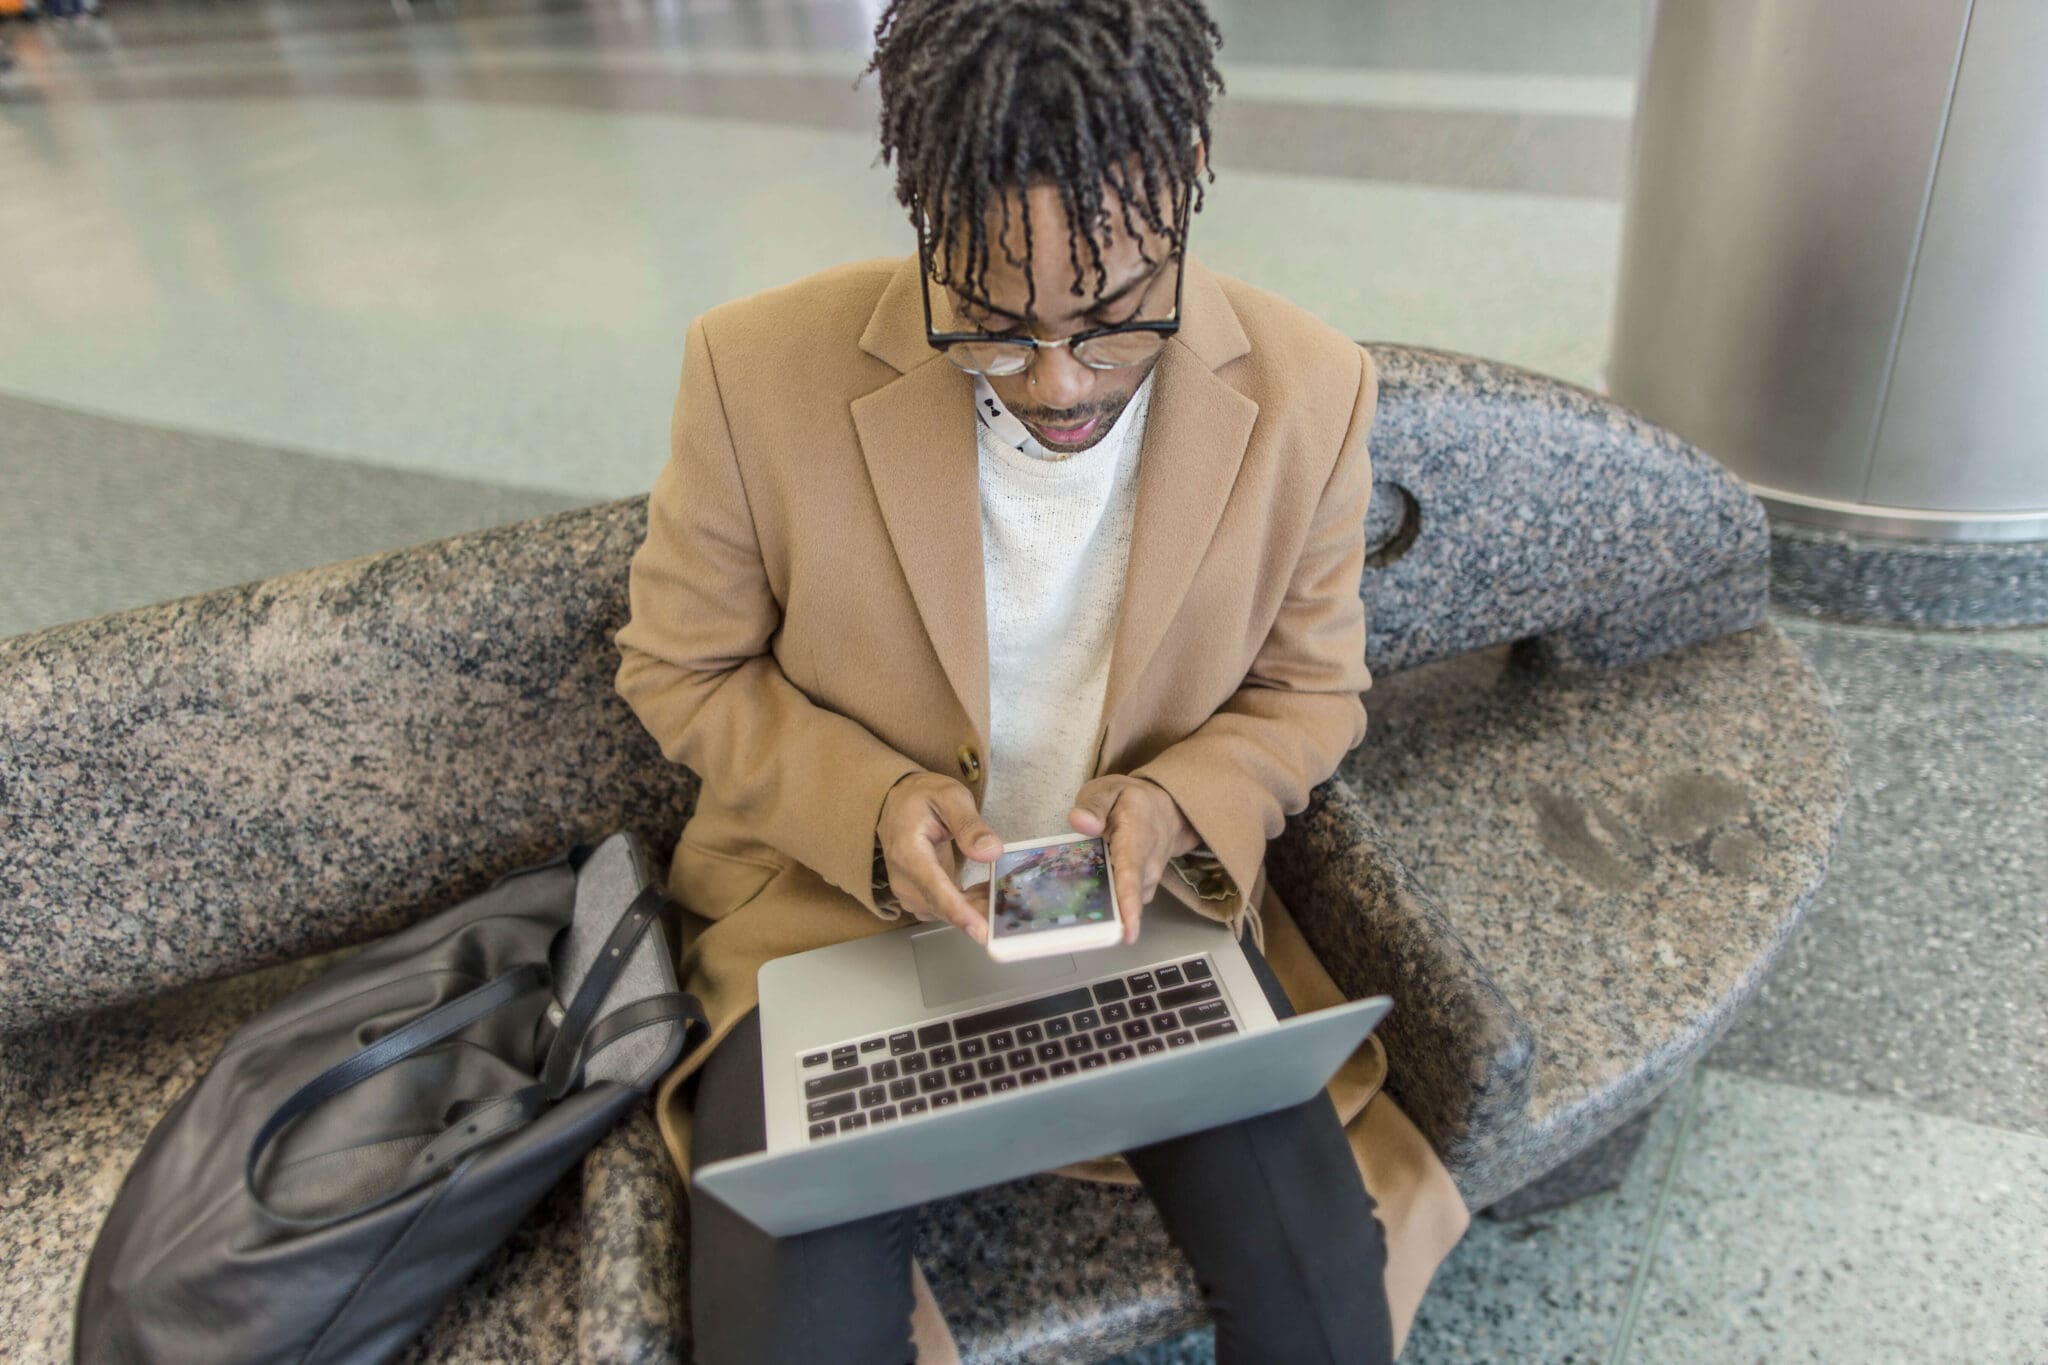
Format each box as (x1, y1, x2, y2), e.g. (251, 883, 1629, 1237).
(795, 956, 1238, 1141)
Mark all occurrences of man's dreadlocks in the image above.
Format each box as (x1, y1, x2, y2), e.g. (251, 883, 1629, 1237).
(863, 0, 1225, 318)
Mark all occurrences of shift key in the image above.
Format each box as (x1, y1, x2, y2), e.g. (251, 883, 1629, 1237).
(1157, 980, 1222, 1010)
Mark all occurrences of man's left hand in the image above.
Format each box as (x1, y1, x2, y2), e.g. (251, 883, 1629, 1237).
(1068, 776, 1201, 945)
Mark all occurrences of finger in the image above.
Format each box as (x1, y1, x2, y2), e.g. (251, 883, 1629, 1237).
(1103, 807, 1148, 946)
(933, 783, 1004, 864)
(1067, 779, 1118, 837)
(912, 849, 990, 943)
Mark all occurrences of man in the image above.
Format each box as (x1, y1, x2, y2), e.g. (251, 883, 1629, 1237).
(614, 2, 1466, 1360)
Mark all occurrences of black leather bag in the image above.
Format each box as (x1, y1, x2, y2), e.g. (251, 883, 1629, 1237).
(75, 831, 701, 1364)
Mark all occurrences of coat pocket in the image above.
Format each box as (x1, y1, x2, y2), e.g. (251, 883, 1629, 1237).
(672, 836, 789, 923)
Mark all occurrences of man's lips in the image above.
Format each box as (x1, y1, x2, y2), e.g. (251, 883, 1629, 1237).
(1027, 414, 1104, 444)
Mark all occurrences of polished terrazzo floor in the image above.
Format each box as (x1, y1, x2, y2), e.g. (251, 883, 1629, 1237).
(4, 3, 2044, 1361)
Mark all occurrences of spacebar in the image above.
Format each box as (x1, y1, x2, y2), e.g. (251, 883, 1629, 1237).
(953, 987, 1096, 1037)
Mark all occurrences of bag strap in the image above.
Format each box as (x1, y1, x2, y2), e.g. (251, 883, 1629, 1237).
(402, 991, 704, 1178)
(489, 841, 599, 889)
(537, 881, 670, 1099)
(244, 963, 551, 1229)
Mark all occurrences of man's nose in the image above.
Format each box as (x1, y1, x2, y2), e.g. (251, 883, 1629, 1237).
(1027, 342, 1094, 410)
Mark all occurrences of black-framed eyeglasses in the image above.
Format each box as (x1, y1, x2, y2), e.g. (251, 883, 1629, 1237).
(920, 190, 1189, 377)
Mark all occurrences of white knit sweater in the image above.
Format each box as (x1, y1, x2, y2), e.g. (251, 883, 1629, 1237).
(957, 370, 1156, 890)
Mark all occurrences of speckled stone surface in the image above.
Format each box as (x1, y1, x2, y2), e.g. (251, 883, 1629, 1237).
(0, 502, 698, 1034)
(1267, 775, 1536, 1183)
(579, 1107, 688, 1364)
(0, 346, 1839, 1362)
(1336, 625, 1848, 1208)
(1771, 520, 2048, 629)
(1360, 346, 1771, 676)
(1477, 1098, 1660, 1221)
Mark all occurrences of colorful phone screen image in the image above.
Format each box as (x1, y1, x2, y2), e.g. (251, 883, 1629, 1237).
(993, 839, 1115, 937)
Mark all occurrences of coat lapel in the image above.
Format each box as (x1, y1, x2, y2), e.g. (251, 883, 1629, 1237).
(851, 252, 1255, 775)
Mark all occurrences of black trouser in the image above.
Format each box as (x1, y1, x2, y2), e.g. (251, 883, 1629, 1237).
(687, 940, 1394, 1365)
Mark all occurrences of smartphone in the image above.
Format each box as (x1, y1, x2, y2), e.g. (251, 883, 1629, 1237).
(985, 832, 1124, 961)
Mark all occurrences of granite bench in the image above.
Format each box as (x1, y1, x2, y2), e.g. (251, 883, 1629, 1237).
(0, 346, 1847, 1362)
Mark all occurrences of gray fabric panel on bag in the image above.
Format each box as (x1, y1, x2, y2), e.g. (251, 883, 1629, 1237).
(559, 832, 683, 1089)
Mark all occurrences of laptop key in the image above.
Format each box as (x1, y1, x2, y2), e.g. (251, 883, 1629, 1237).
(832, 1053, 862, 1070)
(1126, 971, 1156, 994)
(871, 1058, 900, 1081)
(900, 1097, 929, 1115)
(1080, 1053, 1107, 1070)
(859, 1037, 887, 1053)
(805, 1068, 867, 1099)
(842, 1112, 868, 1131)
(917, 1022, 953, 1048)
(930, 1044, 958, 1067)
(901, 1054, 929, 1075)
(1157, 980, 1222, 1011)
(1108, 1045, 1136, 1063)
(992, 1075, 1019, 1092)
(1194, 1021, 1238, 1040)
(1050, 1060, 1078, 1077)
(1102, 1002, 1130, 1023)
(889, 1078, 917, 1101)
(1017, 1024, 1045, 1045)
(831, 1044, 858, 1060)
(1074, 1009, 1100, 1030)
(959, 1037, 986, 1059)
(858, 1085, 887, 1108)
(1130, 996, 1158, 1017)
(930, 1090, 959, 1108)
(948, 1063, 976, 1086)
(1006, 1048, 1033, 1070)
(1019, 1068, 1050, 1086)
(1094, 1027, 1121, 1047)
(871, 1105, 899, 1124)
(1091, 979, 1130, 1004)
(953, 988, 1096, 1039)
(1138, 1038, 1166, 1055)
(1180, 1000, 1229, 1027)
(807, 1094, 857, 1122)
(1182, 957, 1213, 980)
(989, 1030, 1015, 1051)
(1064, 1035, 1093, 1056)
(918, 1071, 947, 1093)
(977, 1056, 1007, 1078)
(802, 1051, 828, 1068)
(1036, 1041, 1064, 1063)
(960, 1082, 989, 1101)
(1166, 1031, 1195, 1048)
(809, 1121, 836, 1140)
(1155, 965, 1185, 989)
(1122, 1019, 1151, 1040)
(1045, 1017, 1073, 1038)
(1153, 1011, 1179, 1032)
(889, 1031, 916, 1056)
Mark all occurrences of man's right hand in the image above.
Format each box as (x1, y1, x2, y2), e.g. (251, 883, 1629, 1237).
(876, 772, 1003, 943)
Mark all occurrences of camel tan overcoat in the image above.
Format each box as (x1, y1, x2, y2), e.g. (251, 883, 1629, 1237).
(614, 252, 1469, 1353)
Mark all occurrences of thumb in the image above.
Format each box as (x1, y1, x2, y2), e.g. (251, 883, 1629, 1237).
(934, 783, 1005, 861)
(1067, 778, 1120, 836)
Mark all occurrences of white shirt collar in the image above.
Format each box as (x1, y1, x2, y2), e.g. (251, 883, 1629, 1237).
(972, 370, 1155, 460)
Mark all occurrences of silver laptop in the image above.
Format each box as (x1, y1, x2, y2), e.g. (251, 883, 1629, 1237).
(694, 892, 1391, 1237)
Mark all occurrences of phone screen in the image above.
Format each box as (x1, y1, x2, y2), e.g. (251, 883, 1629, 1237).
(993, 838, 1116, 937)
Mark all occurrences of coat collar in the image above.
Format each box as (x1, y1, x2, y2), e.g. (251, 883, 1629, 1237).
(852, 252, 1258, 771)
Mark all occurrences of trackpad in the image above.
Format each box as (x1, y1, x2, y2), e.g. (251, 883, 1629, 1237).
(911, 926, 1075, 1008)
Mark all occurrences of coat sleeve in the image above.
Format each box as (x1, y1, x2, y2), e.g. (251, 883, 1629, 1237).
(614, 316, 923, 916)
(1131, 344, 1378, 925)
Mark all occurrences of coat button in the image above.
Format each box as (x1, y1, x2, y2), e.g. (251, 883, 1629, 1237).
(956, 743, 982, 783)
